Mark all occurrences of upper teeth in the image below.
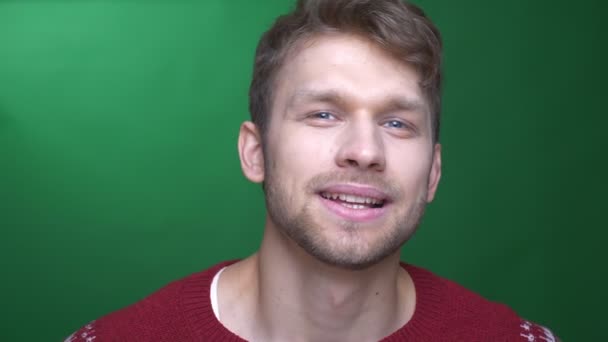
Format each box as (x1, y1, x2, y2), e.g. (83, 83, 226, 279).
(321, 192, 383, 205)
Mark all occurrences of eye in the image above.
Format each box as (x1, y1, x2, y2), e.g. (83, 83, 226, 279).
(384, 120, 407, 129)
(312, 111, 335, 120)
(303, 111, 340, 127)
(382, 119, 418, 138)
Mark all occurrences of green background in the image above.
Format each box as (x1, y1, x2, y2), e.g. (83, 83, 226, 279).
(1, 0, 605, 340)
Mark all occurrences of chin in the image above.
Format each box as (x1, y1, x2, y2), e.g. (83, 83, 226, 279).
(291, 222, 409, 271)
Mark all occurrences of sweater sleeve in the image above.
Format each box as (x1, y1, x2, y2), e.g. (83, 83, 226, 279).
(516, 319, 559, 342)
(64, 321, 98, 342)
(63, 276, 190, 342)
(432, 270, 559, 341)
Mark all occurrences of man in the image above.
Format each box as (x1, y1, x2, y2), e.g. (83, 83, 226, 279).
(67, 0, 559, 341)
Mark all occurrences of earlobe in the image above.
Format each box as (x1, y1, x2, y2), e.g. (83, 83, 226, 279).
(238, 121, 265, 183)
(426, 143, 442, 202)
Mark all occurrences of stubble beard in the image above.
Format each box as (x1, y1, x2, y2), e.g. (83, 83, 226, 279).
(264, 169, 429, 271)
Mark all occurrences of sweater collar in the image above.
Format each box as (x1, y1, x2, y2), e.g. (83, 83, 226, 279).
(180, 260, 446, 341)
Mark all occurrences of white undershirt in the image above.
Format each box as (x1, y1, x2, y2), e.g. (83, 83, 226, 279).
(210, 266, 227, 322)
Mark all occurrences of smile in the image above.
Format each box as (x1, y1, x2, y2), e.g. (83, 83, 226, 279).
(317, 184, 390, 222)
(319, 192, 384, 209)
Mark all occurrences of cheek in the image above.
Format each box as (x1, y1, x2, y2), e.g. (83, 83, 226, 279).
(280, 126, 335, 165)
(268, 128, 334, 188)
(386, 143, 433, 189)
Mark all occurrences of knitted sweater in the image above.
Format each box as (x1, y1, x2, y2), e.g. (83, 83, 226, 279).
(65, 261, 556, 341)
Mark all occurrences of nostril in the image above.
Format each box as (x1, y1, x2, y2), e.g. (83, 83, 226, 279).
(347, 159, 358, 167)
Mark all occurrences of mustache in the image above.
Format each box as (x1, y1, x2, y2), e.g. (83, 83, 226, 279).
(306, 171, 402, 200)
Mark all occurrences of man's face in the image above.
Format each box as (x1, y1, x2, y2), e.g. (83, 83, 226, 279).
(254, 34, 441, 270)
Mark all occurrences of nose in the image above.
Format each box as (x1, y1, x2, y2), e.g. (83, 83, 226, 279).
(335, 120, 386, 172)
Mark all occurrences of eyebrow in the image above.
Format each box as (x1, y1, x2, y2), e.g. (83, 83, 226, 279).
(286, 88, 428, 115)
(382, 96, 428, 115)
(287, 89, 348, 110)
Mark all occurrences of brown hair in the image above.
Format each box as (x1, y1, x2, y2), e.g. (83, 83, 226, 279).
(249, 0, 443, 142)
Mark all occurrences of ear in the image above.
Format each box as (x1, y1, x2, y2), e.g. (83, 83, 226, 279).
(238, 121, 265, 183)
(426, 143, 442, 202)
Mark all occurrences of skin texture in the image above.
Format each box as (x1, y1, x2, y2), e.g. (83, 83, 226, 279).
(222, 33, 442, 342)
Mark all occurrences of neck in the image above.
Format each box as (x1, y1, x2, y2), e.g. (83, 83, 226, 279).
(219, 218, 415, 342)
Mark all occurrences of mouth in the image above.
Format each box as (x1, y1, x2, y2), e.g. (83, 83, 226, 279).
(319, 192, 385, 209)
(316, 184, 390, 222)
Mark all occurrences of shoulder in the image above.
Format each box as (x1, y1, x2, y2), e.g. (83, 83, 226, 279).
(403, 263, 559, 341)
(64, 261, 234, 342)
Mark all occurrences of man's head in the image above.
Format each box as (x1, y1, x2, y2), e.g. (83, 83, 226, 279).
(239, 0, 443, 270)
(249, 0, 442, 143)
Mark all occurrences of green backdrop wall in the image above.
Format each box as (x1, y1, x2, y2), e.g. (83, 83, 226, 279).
(1, 0, 605, 340)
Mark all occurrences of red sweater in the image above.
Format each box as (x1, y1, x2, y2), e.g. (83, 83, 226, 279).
(65, 261, 556, 341)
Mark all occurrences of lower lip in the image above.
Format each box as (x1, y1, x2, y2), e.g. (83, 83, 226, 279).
(318, 195, 387, 222)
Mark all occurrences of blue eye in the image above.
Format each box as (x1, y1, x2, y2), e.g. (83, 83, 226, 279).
(314, 112, 334, 120)
(385, 120, 406, 129)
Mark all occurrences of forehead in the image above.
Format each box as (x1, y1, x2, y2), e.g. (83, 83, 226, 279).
(272, 33, 425, 111)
